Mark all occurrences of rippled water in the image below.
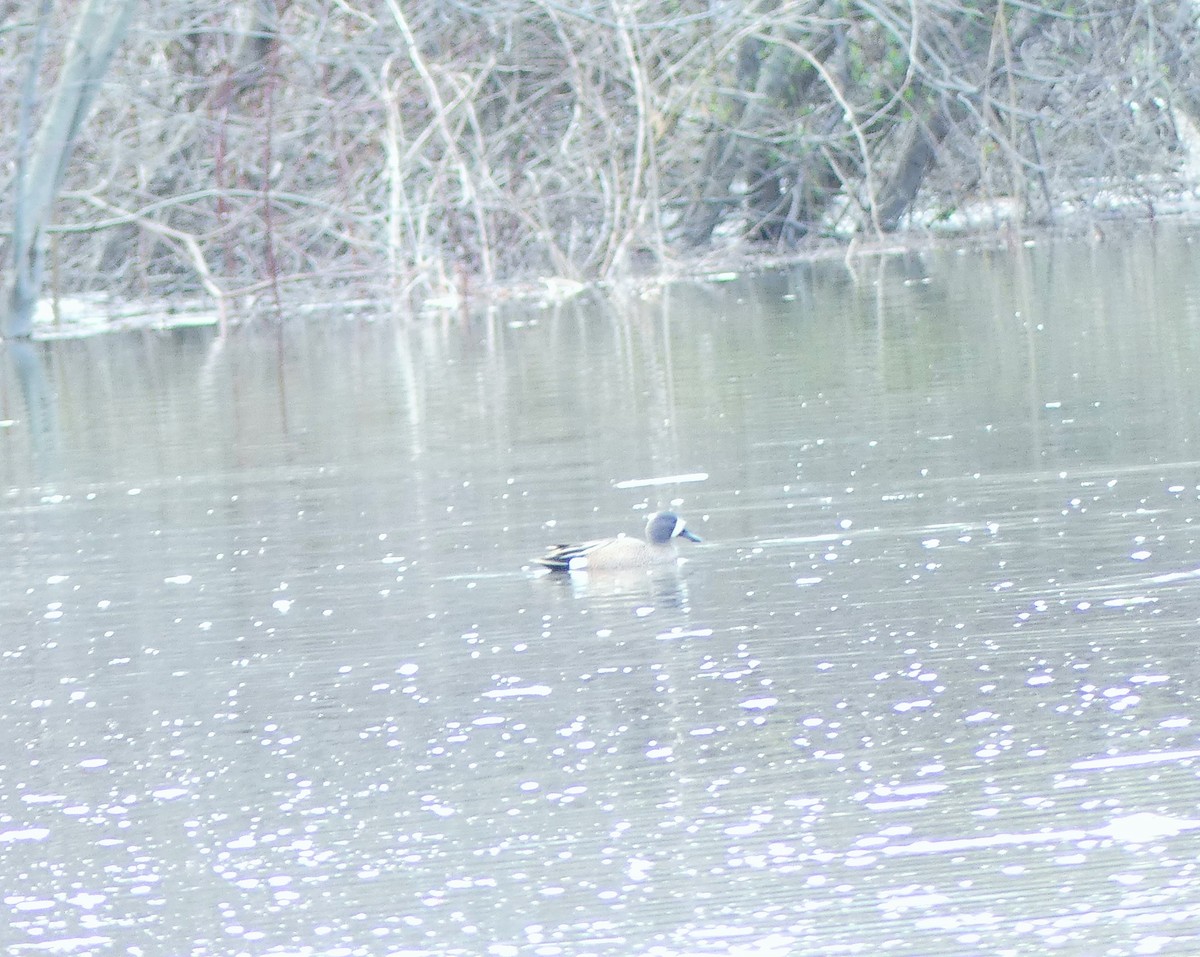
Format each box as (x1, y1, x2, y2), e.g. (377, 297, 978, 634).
(6, 228, 1200, 955)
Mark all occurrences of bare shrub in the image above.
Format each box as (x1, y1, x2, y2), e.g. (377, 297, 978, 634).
(3, 0, 1196, 321)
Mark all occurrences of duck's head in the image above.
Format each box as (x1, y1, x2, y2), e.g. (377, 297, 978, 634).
(646, 511, 702, 545)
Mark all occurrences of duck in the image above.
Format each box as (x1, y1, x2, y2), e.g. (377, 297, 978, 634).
(533, 511, 702, 572)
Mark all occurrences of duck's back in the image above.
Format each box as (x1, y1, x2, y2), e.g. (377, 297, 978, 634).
(532, 537, 611, 571)
(535, 534, 677, 571)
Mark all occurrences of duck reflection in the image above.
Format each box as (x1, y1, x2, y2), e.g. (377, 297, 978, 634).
(536, 563, 693, 609)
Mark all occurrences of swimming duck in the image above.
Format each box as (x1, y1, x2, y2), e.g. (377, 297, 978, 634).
(533, 511, 702, 571)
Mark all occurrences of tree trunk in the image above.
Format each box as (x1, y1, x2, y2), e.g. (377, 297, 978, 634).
(4, 0, 138, 338)
(877, 103, 952, 232)
(682, 33, 835, 248)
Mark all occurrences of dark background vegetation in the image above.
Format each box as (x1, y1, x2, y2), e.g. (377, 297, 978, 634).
(4, 0, 1200, 323)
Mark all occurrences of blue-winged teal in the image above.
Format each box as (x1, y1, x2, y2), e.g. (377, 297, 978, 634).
(533, 511, 702, 571)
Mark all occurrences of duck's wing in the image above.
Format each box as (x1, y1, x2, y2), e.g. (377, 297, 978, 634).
(532, 537, 610, 571)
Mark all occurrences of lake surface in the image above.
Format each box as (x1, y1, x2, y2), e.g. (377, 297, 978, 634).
(5, 226, 1200, 956)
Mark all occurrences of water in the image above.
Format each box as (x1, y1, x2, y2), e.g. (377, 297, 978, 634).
(5, 227, 1200, 955)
